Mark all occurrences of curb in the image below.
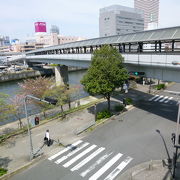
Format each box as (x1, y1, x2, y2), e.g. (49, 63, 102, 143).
(0, 155, 45, 180)
(117, 160, 172, 180)
(83, 104, 134, 134)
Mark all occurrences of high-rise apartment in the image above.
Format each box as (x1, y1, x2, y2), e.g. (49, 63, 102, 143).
(134, 0, 159, 30)
(99, 5, 144, 37)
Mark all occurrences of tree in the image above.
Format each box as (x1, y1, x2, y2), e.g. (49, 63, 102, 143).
(18, 76, 54, 117)
(19, 76, 53, 98)
(81, 45, 129, 111)
(0, 93, 14, 121)
(43, 85, 68, 113)
(10, 94, 25, 128)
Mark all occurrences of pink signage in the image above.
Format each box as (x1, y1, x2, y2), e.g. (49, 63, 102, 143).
(35, 22, 47, 32)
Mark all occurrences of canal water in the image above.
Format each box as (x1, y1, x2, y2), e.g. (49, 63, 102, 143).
(0, 70, 88, 125)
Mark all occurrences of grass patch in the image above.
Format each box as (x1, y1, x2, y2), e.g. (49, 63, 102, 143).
(125, 97, 133, 105)
(114, 104, 125, 112)
(155, 84, 165, 90)
(0, 168, 7, 176)
(97, 109, 112, 120)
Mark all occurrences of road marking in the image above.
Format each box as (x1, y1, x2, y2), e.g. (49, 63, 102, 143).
(164, 97, 173, 103)
(80, 152, 113, 177)
(89, 153, 123, 180)
(48, 140, 83, 160)
(71, 147, 105, 171)
(55, 142, 89, 164)
(148, 95, 159, 101)
(159, 96, 169, 102)
(104, 156, 133, 180)
(63, 145, 97, 168)
(154, 95, 163, 102)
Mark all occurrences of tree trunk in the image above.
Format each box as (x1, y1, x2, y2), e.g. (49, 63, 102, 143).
(61, 105, 64, 112)
(107, 94, 111, 112)
(68, 99, 71, 110)
(18, 118, 23, 129)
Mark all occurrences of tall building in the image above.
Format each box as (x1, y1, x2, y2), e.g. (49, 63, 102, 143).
(134, 0, 159, 30)
(0, 36, 10, 46)
(50, 25, 60, 34)
(99, 5, 144, 37)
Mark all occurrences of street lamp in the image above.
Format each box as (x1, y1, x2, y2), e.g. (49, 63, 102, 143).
(156, 129, 172, 166)
(24, 95, 55, 160)
(164, 90, 180, 178)
(164, 90, 180, 147)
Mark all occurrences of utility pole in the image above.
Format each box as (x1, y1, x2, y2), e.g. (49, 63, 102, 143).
(24, 95, 56, 160)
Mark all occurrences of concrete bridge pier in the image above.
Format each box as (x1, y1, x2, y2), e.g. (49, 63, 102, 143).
(55, 65, 69, 86)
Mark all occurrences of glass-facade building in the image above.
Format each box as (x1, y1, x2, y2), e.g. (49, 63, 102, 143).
(134, 0, 159, 30)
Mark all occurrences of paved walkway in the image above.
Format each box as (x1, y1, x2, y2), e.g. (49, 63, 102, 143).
(0, 82, 178, 179)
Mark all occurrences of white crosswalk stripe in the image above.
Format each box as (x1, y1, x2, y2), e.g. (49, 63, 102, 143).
(63, 144, 97, 168)
(148, 95, 174, 104)
(48, 140, 133, 179)
(164, 97, 173, 103)
(80, 152, 113, 177)
(71, 147, 105, 171)
(148, 95, 159, 101)
(48, 140, 83, 160)
(154, 95, 163, 102)
(159, 96, 168, 102)
(55, 142, 89, 164)
(104, 156, 133, 180)
(89, 153, 123, 180)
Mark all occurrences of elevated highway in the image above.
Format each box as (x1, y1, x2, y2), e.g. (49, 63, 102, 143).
(9, 26, 180, 82)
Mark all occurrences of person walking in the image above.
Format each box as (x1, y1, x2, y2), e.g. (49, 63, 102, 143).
(44, 129, 50, 146)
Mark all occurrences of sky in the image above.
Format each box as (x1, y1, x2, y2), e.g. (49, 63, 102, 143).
(0, 0, 180, 41)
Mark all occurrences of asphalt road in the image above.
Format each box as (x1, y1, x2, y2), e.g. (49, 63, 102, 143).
(9, 84, 180, 180)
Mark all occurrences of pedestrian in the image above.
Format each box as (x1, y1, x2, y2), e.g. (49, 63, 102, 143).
(44, 129, 50, 146)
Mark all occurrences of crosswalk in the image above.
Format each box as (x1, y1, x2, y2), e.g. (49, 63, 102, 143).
(148, 94, 175, 104)
(48, 140, 133, 180)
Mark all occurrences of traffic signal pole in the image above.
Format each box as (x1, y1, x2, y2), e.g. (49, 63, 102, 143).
(24, 95, 54, 160)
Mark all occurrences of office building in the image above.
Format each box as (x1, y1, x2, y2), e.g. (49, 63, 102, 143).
(134, 0, 159, 30)
(50, 25, 60, 34)
(99, 5, 144, 37)
(0, 36, 10, 46)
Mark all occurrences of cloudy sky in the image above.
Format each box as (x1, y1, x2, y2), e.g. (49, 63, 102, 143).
(0, 0, 180, 41)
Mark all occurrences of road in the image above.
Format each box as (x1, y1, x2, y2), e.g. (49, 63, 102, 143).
(9, 83, 180, 180)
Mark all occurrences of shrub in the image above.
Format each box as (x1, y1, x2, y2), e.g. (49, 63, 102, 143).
(114, 104, 124, 112)
(125, 98, 133, 105)
(97, 109, 112, 120)
(156, 84, 165, 90)
(0, 168, 7, 176)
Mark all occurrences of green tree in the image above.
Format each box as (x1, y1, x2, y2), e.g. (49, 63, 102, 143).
(43, 85, 69, 113)
(0, 93, 14, 121)
(81, 45, 128, 111)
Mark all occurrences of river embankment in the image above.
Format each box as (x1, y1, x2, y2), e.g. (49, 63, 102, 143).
(0, 67, 87, 83)
(0, 69, 53, 83)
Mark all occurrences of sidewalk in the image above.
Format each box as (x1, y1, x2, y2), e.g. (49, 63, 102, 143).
(118, 160, 173, 180)
(0, 82, 175, 179)
(0, 96, 100, 179)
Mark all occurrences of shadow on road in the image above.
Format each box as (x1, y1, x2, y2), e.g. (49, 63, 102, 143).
(112, 88, 178, 122)
(0, 156, 12, 169)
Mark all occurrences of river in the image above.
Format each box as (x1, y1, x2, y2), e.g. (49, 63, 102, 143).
(0, 70, 88, 125)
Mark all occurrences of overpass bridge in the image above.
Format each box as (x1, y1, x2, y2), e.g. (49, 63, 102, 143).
(9, 26, 180, 83)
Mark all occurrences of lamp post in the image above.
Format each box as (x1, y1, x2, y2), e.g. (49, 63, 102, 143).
(24, 95, 54, 160)
(164, 90, 180, 178)
(156, 129, 172, 165)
